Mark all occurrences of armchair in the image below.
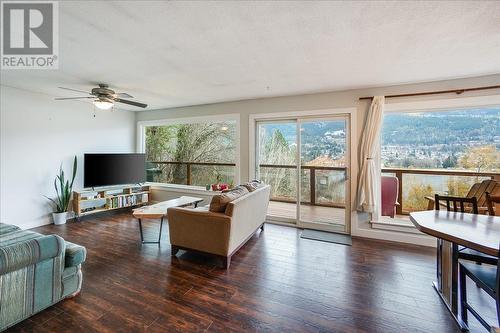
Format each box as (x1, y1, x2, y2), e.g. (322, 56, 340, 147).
(0, 223, 86, 331)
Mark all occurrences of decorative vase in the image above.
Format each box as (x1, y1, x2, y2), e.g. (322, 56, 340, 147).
(52, 212, 68, 225)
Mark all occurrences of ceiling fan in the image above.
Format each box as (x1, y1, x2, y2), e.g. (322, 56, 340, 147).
(55, 84, 147, 110)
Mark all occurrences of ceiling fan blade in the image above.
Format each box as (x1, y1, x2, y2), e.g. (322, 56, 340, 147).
(55, 97, 95, 100)
(113, 98, 147, 108)
(58, 87, 92, 94)
(115, 92, 133, 98)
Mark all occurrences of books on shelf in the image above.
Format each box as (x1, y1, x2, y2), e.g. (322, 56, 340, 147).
(74, 186, 150, 218)
(106, 193, 149, 209)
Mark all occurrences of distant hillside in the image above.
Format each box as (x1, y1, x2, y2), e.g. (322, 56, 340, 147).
(261, 121, 345, 144)
(382, 108, 500, 147)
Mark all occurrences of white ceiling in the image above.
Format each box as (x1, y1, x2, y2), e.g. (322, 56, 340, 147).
(1, 0, 500, 111)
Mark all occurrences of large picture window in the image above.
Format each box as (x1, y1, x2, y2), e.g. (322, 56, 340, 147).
(142, 118, 238, 187)
(381, 106, 499, 214)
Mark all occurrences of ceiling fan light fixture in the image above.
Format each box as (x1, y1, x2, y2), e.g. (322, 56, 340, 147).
(56, 85, 147, 109)
(93, 99, 114, 110)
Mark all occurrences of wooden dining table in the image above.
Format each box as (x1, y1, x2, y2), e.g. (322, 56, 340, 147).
(410, 210, 500, 330)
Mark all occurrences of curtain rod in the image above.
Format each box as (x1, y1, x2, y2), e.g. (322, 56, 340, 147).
(358, 84, 500, 101)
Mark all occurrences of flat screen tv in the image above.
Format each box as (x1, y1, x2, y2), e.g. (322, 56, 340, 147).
(84, 153, 146, 188)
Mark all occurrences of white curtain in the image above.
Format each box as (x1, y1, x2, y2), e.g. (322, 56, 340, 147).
(356, 96, 385, 213)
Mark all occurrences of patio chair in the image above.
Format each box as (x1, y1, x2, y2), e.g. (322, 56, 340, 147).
(425, 179, 499, 214)
(486, 192, 500, 216)
(381, 176, 399, 218)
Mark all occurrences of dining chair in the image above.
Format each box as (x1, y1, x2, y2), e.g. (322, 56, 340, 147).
(435, 194, 497, 266)
(486, 192, 500, 216)
(426, 179, 499, 213)
(459, 243, 500, 331)
(434, 194, 478, 214)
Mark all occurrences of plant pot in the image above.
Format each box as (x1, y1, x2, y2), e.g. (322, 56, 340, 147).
(52, 212, 68, 225)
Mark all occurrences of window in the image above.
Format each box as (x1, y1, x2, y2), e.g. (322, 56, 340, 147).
(381, 106, 499, 214)
(142, 118, 238, 187)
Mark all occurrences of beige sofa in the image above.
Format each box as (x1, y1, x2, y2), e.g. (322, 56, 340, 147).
(167, 185, 270, 268)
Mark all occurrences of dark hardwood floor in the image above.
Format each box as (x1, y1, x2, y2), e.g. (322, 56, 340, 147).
(6, 212, 496, 332)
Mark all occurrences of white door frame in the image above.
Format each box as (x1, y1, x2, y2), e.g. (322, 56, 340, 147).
(249, 107, 357, 234)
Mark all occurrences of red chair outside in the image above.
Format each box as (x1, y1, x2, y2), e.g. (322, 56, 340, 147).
(381, 176, 399, 218)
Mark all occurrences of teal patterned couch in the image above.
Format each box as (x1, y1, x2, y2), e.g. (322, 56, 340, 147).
(0, 223, 86, 331)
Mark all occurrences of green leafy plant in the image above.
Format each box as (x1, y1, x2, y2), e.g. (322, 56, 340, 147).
(214, 169, 223, 184)
(45, 156, 77, 213)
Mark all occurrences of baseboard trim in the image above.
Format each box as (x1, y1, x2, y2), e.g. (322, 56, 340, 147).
(21, 219, 52, 230)
(352, 227, 436, 247)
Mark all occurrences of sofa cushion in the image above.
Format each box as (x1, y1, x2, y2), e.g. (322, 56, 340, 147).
(0, 229, 46, 247)
(0, 234, 65, 275)
(209, 186, 249, 213)
(64, 241, 87, 268)
(242, 180, 264, 192)
(0, 223, 21, 235)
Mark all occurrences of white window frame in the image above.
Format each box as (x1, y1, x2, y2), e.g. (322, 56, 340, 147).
(136, 114, 241, 185)
(373, 94, 500, 229)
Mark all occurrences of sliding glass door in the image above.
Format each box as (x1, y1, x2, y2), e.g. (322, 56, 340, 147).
(298, 117, 349, 233)
(256, 120, 298, 221)
(255, 115, 350, 233)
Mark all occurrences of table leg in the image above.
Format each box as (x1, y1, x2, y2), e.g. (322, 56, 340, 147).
(437, 238, 442, 292)
(138, 218, 144, 243)
(158, 217, 163, 244)
(451, 243, 459, 315)
(433, 238, 468, 331)
(138, 217, 163, 245)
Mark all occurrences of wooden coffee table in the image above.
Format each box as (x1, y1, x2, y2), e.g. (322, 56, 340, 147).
(132, 196, 203, 245)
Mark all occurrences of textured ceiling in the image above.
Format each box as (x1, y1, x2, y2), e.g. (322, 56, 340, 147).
(1, 0, 500, 111)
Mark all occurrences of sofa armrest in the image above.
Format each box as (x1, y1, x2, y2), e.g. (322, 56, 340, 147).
(64, 241, 87, 268)
(167, 207, 232, 256)
(0, 235, 65, 275)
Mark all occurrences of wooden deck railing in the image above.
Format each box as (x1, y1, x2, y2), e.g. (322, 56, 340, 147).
(149, 161, 236, 185)
(381, 167, 500, 215)
(149, 162, 499, 214)
(258, 164, 347, 207)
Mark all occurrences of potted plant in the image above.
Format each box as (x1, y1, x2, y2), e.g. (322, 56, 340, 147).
(45, 156, 77, 225)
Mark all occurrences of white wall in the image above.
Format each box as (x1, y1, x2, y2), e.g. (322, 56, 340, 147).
(0, 85, 136, 229)
(136, 74, 500, 246)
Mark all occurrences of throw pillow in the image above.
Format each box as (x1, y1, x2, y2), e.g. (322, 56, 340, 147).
(242, 180, 264, 192)
(209, 186, 249, 212)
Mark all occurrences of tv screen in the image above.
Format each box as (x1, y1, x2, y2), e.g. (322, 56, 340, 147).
(84, 153, 146, 188)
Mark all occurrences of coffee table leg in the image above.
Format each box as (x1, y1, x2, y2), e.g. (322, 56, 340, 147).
(138, 217, 163, 245)
(138, 218, 144, 243)
(158, 217, 164, 245)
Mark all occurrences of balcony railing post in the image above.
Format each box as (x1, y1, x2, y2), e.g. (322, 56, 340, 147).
(395, 170, 403, 216)
(310, 168, 316, 205)
(186, 163, 191, 185)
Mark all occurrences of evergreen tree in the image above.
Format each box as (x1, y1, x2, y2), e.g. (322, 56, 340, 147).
(442, 154, 458, 169)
